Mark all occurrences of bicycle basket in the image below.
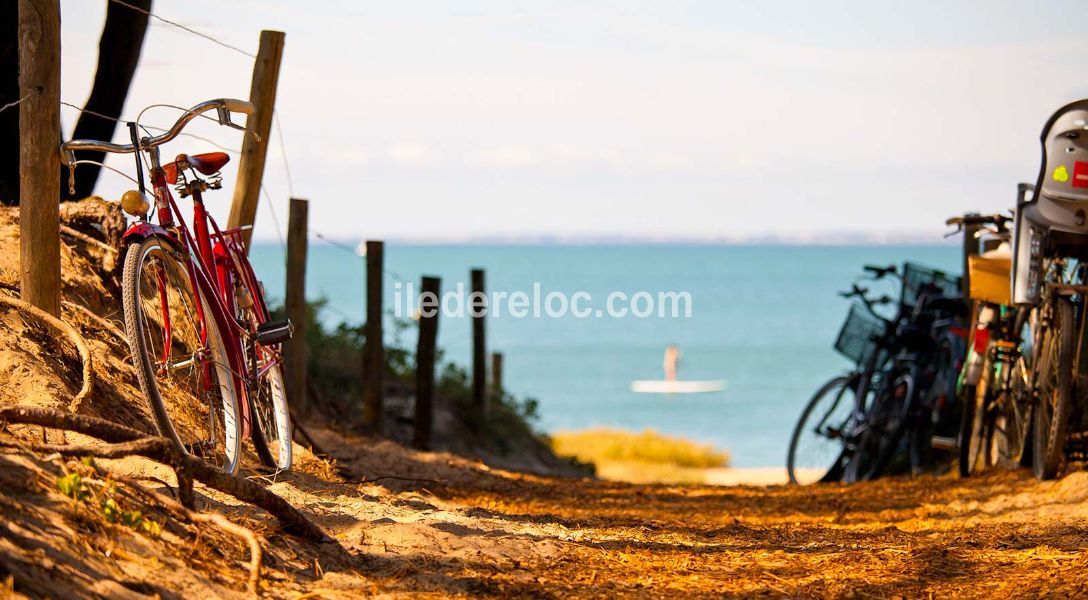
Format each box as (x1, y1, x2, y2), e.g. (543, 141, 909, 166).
(834, 304, 885, 365)
(901, 262, 961, 307)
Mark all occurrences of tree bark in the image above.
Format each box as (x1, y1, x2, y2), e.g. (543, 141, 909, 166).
(0, 1, 17, 205)
(61, 0, 151, 200)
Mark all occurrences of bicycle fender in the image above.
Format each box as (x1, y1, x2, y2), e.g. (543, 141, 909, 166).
(121, 222, 179, 247)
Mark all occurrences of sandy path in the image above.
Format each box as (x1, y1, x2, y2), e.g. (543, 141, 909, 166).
(254, 426, 1088, 598)
(703, 466, 822, 486)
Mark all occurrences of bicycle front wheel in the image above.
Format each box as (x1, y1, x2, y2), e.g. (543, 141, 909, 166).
(959, 356, 994, 477)
(122, 236, 242, 474)
(845, 370, 914, 483)
(787, 375, 857, 484)
(229, 243, 292, 471)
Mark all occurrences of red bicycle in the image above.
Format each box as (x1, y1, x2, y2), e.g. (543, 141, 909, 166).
(61, 99, 292, 474)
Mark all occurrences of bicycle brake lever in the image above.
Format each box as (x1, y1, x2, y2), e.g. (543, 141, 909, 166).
(215, 106, 262, 142)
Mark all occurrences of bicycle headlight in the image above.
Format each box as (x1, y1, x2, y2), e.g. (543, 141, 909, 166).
(120, 189, 151, 217)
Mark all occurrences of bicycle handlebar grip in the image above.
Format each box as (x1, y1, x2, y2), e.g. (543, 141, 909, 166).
(222, 98, 255, 115)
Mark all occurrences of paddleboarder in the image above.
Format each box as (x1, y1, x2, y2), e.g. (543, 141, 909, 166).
(664, 345, 680, 382)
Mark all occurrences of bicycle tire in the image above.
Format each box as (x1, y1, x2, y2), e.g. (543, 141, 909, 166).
(787, 375, 856, 484)
(1032, 297, 1073, 480)
(993, 356, 1031, 468)
(957, 379, 978, 478)
(961, 359, 994, 477)
(122, 236, 242, 474)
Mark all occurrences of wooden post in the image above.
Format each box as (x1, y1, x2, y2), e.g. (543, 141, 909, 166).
(284, 198, 308, 413)
(491, 352, 503, 394)
(470, 268, 488, 420)
(227, 30, 285, 251)
(361, 241, 384, 432)
(413, 276, 440, 450)
(19, 0, 61, 316)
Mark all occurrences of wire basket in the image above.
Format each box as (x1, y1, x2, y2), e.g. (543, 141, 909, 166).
(834, 304, 885, 365)
(901, 262, 961, 308)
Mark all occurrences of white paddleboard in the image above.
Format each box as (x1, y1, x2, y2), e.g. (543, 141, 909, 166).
(630, 380, 727, 394)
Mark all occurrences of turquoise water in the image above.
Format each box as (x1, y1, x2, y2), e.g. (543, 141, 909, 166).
(248, 244, 959, 467)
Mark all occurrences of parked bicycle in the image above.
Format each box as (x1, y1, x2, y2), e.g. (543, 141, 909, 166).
(950, 207, 1033, 477)
(1012, 100, 1088, 480)
(60, 99, 293, 474)
(842, 264, 966, 482)
(788, 262, 966, 484)
(786, 270, 895, 484)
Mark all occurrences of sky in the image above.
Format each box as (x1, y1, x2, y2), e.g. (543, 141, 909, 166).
(58, 0, 1088, 243)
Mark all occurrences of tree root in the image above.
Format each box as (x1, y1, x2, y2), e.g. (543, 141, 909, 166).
(109, 471, 263, 594)
(0, 406, 329, 543)
(62, 299, 128, 345)
(0, 295, 94, 412)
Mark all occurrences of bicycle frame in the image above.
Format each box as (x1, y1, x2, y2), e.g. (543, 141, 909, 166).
(123, 146, 260, 436)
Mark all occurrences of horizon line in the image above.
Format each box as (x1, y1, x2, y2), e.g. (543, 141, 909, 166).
(250, 230, 958, 247)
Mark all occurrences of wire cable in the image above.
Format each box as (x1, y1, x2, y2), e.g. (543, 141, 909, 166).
(107, 0, 257, 59)
(0, 89, 37, 115)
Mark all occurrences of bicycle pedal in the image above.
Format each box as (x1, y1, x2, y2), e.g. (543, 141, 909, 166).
(255, 319, 293, 346)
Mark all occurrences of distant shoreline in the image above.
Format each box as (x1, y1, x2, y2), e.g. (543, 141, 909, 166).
(250, 237, 959, 247)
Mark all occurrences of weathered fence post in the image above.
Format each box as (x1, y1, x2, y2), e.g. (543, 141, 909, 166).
(413, 276, 441, 450)
(470, 268, 488, 422)
(284, 198, 308, 413)
(227, 29, 285, 251)
(491, 352, 503, 395)
(19, 0, 61, 316)
(361, 241, 384, 432)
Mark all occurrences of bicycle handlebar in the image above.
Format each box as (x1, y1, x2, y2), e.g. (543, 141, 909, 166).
(838, 283, 868, 299)
(839, 283, 894, 329)
(839, 284, 892, 305)
(945, 212, 1012, 229)
(59, 98, 252, 166)
(863, 264, 897, 279)
(222, 99, 254, 115)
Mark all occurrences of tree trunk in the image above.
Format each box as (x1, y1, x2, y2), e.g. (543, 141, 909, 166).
(0, 1, 18, 206)
(61, 0, 151, 201)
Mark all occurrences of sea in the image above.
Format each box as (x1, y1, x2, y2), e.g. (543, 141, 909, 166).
(248, 244, 960, 468)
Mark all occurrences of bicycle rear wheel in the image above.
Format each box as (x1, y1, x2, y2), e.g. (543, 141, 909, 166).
(1032, 297, 1073, 480)
(787, 375, 857, 484)
(228, 244, 292, 471)
(122, 236, 242, 474)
